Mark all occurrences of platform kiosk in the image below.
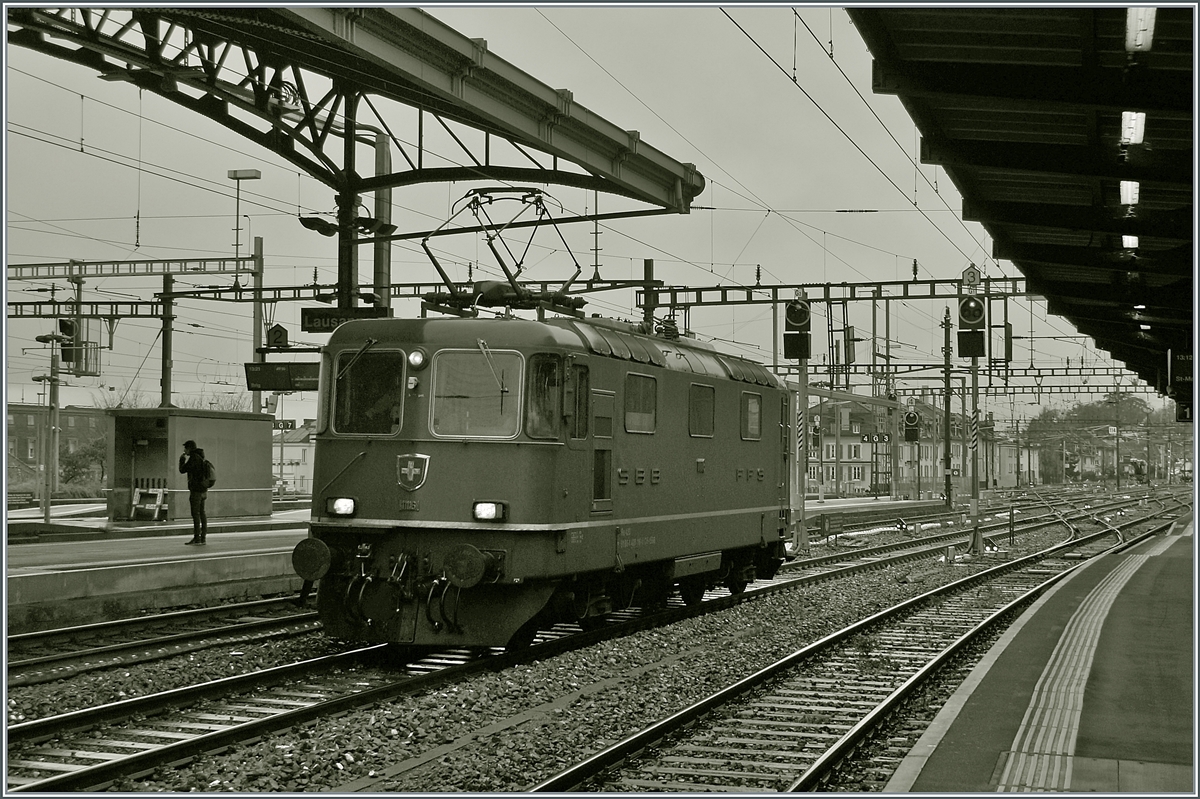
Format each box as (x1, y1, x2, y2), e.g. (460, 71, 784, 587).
(106, 408, 273, 522)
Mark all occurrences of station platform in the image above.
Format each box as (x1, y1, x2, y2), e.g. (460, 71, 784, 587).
(886, 513, 1195, 793)
(4, 496, 941, 633)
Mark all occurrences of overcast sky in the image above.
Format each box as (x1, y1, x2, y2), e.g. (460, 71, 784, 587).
(4, 5, 1150, 424)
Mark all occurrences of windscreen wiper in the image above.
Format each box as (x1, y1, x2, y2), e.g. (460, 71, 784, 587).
(336, 338, 378, 381)
(477, 339, 509, 409)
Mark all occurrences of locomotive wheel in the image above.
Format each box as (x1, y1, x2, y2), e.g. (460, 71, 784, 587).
(678, 575, 706, 606)
(725, 578, 748, 596)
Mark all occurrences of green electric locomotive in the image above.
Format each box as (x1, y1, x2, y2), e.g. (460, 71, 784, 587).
(292, 312, 789, 649)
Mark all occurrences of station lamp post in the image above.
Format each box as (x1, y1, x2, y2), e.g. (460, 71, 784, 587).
(33, 332, 68, 524)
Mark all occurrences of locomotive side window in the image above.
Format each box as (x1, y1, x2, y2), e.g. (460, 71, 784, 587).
(526, 354, 562, 440)
(569, 365, 589, 439)
(594, 450, 612, 503)
(332, 350, 406, 435)
(689, 384, 715, 437)
(624, 373, 657, 434)
(431, 349, 522, 438)
(741, 392, 763, 440)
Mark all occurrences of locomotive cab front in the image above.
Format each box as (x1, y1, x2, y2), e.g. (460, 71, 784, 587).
(296, 318, 590, 648)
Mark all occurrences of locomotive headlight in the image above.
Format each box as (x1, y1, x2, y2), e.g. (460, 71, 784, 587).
(472, 501, 508, 521)
(326, 496, 357, 516)
(407, 349, 428, 370)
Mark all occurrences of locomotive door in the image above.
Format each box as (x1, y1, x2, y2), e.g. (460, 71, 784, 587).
(590, 390, 615, 514)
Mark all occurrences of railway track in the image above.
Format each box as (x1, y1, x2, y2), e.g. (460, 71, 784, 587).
(6, 492, 1178, 791)
(12, 486, 1170, 683)
(7, 597, 319, 687)
(530, 516, 1173, 792)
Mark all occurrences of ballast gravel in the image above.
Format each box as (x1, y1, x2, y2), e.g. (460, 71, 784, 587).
(16, 525, 1075, 792)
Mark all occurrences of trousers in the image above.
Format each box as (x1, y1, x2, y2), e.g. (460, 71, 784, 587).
(188, 490, 208, 538)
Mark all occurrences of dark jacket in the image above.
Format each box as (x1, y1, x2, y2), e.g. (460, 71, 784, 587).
(179, 448, 208, 493)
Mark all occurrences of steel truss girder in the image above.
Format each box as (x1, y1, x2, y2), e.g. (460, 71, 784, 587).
(8, 301, 163, 319)
(278, 7, 703, 210)
(778, 364, 1133, 379)
(158, 280, 578, 304)
(8, 256, 256, 281)
(637, 277, 1032, 309)
(6, 7, 703, 214)
(9, 277, 647, 319)
(891, 384, 1155, 397)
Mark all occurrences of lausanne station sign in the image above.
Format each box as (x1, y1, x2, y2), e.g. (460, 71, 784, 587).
(300, 307, 390, 332)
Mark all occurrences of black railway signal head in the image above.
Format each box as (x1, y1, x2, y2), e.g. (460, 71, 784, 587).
(783, 299, 811, 360)
(785, 299, 811, 332)
(958, 294, 986, 330)
(57, 318, 79, 364)
(903, 410, 920, 442)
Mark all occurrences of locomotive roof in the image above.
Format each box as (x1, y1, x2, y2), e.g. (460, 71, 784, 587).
(327, 315, 782, 388)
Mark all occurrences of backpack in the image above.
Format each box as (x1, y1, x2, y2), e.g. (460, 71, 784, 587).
(203, 459, 216, 489)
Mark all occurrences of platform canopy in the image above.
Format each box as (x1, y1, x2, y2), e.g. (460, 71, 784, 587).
(849, 8, 1193, 408)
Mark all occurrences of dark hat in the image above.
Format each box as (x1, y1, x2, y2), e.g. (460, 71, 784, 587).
(184, 439, 197, 449)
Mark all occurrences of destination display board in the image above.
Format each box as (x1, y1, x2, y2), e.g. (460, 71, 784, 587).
(244, 362, 321, 392)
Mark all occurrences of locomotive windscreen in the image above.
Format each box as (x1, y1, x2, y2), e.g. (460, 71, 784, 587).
(432, 349, 522, 437)
(332, 350, 406, 434)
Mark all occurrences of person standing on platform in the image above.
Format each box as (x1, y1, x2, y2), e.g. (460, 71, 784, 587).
(179, 439, 210, 545)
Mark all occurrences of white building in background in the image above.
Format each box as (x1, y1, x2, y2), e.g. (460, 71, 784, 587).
(271, 419, 316, 494)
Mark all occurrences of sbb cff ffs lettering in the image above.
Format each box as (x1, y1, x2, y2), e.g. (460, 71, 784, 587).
(783, 299, 811, 360)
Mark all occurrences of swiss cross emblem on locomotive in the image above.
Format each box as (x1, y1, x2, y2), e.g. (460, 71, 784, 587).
(396, 454, 430, 491)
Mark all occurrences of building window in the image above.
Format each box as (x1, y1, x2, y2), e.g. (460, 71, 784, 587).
(850, 422, 861, 434)
(7, 414, 13, 426)
(27, 415, 35, 426)
(851, 466, 863, 481)
(27, 440, 36, 459)
(849, 444, 861, 459)
(7, 439, 15, 456)
(808, 465, 820, 481)
(624, 374, 656, 434)
(68, 417, 76, 428)
(741, 392, 762, 440)
(89, 417, 97, 428)
(688, 384, 715, 437)
(67, 438, 78, 453)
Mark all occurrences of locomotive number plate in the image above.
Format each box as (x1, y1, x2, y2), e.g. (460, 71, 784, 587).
(398, 500, 420, 512)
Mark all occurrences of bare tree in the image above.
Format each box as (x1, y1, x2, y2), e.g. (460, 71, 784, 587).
(175, 391, 251, 412)
(91, 382, 152, 409)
